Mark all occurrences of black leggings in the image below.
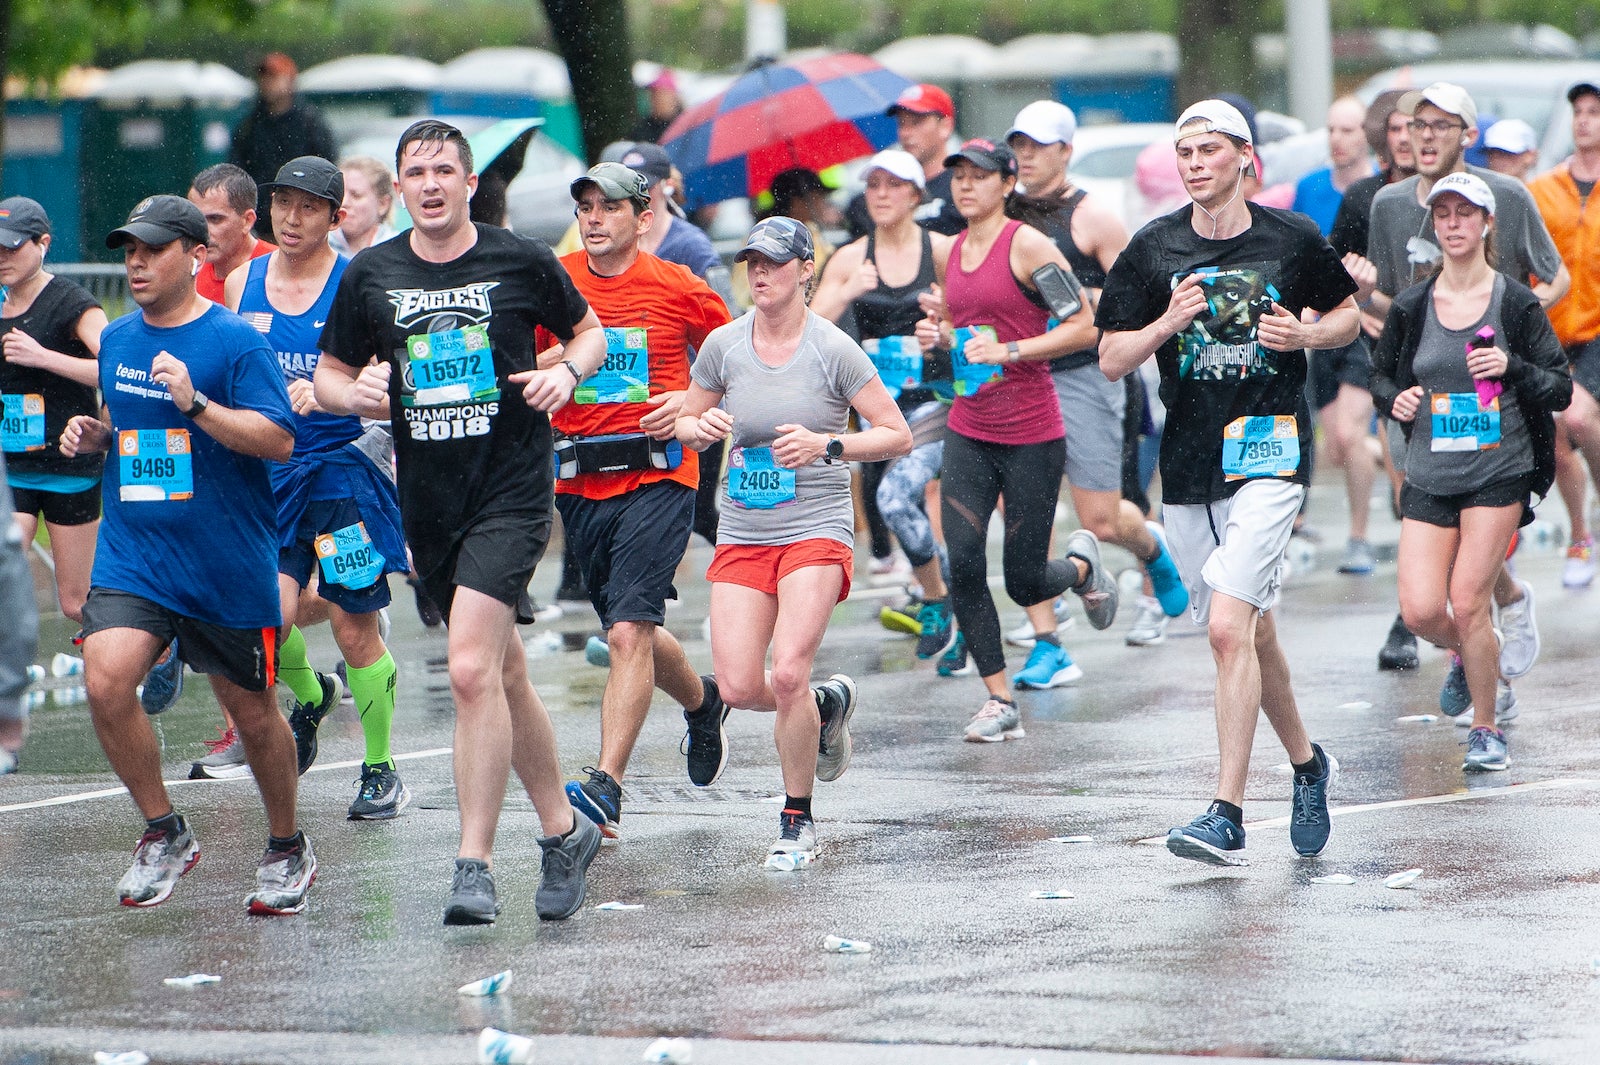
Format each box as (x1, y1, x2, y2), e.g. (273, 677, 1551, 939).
(694, 438, 724, 546)
(859, 459, 893, 559)
(941, 431, 1074, 679)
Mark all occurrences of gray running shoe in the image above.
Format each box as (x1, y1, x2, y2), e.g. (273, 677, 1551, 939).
(246, 834, 316, 916)
(189, 728, 250, 780)
(1463, 726, 1509, 772)
(1456, 681, 1519, 727)
(443, 858, 500, 925)
(813, 674, 857, 783)
(348, 762, 411, 820)
(964, 696, 1023, 743)
(1125, 596, 1169, 647)
(535, 815, 601, 921)
(1496, 579, 1539, 678)
(1064, 529, 1119, 630)
(1337, 537, 1376, 575)
(764, 810, 818, 870)
(117, 818, 200, 907)
(289, 671, 343, 776)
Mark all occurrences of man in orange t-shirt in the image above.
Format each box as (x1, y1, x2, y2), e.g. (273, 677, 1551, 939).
(540, 162, 733, 838)
(188, 164, 274, 303)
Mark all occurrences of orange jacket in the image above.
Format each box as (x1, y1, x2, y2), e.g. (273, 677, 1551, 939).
(1529, 161, 1600, 347)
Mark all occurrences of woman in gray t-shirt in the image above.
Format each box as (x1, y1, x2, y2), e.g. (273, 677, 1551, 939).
(1377, 173, 1569, 773)
(675, 217, 910, 870)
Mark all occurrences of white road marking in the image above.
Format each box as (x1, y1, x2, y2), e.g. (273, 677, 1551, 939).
(0, 747, 454, 815)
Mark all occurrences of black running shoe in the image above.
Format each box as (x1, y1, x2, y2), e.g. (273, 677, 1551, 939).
(682, 674, 731, 787)
(443, 858, 500, 925)
(289, 671, 342, 776)
(1377, 613, 1419, 671)
(565, 766, 622, 839)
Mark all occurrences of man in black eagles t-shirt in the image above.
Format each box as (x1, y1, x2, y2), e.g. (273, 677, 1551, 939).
(316, 120, 609, 926)
(1098, 100, 1359, 869)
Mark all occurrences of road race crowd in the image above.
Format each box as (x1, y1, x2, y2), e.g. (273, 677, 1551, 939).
(2, 66, 1596, 920)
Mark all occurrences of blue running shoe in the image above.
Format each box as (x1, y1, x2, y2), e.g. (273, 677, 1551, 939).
(565, 766, 622, 838)
(1144, 521, 1189, 618)
(1166, 804, 1248, 866)
(585, 635, 611, 668)
(1439, 653, 1470, 717)
(914, 599, 957, 660)
(1289, 744, 1336, 856)
(937, 631, 974, 677)
(1462, 726, 1509, 772)
(1011, 641, 1083, 690)
(139, 640, 184, 716)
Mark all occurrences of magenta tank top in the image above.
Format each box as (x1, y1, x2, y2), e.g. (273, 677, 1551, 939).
(944, 220, 1065, 444)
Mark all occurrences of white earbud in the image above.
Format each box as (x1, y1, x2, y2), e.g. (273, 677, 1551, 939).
(191, 259, 201, 277)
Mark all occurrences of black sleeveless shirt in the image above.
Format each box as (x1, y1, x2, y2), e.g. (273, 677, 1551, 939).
(1031, 189, 1106, 372)
(852, 228, 950, 407)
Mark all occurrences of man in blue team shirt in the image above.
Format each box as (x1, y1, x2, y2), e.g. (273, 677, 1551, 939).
(61, 195, 313, 916)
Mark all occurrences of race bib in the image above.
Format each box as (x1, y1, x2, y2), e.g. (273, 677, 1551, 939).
(727, 446, 796, 509)
(1430, 392, 1500, 452)
(951, 326, 1002, 396)
(1222, 415, 1300, 481)
(576, 327, 651, 404)
(315, 521, 386, 589)
(118, 428, 193, 501)
(406, 326, 498, 407)
(1, 393, 45, 452)
(864, 336, 923, 400)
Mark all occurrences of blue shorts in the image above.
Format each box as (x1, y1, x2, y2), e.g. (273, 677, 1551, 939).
(278, 496, 394, 615)
(555, 480, 694, 629)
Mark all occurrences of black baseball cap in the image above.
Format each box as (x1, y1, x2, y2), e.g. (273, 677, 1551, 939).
(106, 195, 208, 249)
(1569, 81, 1600, 104)
(0, 197, 50, 250)
(263, 156, 345, 208)
(942, 138, 1018, 177)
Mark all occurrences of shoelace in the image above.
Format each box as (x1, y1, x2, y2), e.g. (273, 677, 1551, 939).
(777, 812, 808, 842)
(203, 728, 237, 754)
(455, 861, 490, 894)
(1464, 727, 1500, 753)
(1292, 783, 1322, 826)
(1189, 812, 1236, 839)
(355, 765, 388, 800)
(973, 699, 1013, 722)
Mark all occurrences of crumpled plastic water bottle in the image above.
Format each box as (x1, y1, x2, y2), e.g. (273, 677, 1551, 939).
(478, 1027, 534, 1065)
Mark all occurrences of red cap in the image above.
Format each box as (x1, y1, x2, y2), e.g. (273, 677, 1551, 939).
(888, 83, 954, 120)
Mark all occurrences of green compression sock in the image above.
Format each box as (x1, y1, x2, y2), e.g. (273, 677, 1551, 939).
(278, 626, 323, 706)
(346, 650, 398, 767)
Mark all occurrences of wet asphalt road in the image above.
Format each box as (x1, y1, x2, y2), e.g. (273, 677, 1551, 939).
(3, 477, 1600, 1065)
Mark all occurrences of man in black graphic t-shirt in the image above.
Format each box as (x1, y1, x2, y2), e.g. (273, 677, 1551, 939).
(1099, 100, 1359, 870)
(317, 120, 608, 925)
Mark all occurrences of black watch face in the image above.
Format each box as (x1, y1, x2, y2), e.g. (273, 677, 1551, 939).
(827, 438, 844, 458)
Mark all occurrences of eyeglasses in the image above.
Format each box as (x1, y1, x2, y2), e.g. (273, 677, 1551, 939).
(1408, 119, 1465, 137)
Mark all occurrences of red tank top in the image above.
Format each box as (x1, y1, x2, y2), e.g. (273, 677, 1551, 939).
(944, 219, 1064, 444)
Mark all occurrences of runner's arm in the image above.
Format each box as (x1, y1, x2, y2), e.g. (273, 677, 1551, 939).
(0, 305, 108, 388)
(1533, 261, 1569, 311)
(315, 353, 391, 421)
(674, 383, 730, 451)
(152, 351, 292, 460)
(1100, 272, 1208, 381)
(222, 263, 248, 313)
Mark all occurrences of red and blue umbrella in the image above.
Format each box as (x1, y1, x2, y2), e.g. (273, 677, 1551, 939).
(661, 53, 913, 208)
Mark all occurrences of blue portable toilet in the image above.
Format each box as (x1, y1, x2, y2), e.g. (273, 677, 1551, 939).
(3, 98, 87, 259)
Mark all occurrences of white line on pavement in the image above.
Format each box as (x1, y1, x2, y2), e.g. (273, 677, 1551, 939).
(0, 746, 454, 815)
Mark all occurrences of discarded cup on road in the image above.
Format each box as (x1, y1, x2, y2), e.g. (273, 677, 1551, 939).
(1308, 874, 1356, 886)
(25, 663, 44, 684)
(642, 1036, 693, 1063)
(54, 685, 87, 707)
(162, 973, 221, 988)
(524, 631, 562, 656)
(50, 652, 83, 677)
(1383, 868, 1423, 889)
(764, 851, 814, 872)
(1336, 700, 1373, 711)
(1396, 714, 1437, 723)
(597, 901, 644, 911)
(1029, 890, 1075, 900)
(459, 970, 513, 997)
(1046, 835, 1093, 844)
(478, 1027, 534, 1064)
(93, 1053, 150, 1065)
(823, 935, 872, 954)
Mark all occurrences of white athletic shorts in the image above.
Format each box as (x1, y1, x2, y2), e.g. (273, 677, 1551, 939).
(1163, 478, 1305, 626)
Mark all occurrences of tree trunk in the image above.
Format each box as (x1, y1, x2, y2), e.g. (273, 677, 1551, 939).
(0, 0, 11, 188)
(1175, 0, 1258, 109)
(541, 0, 635, 164)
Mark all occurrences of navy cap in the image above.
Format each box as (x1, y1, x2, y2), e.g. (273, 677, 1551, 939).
(618, 142, 673, 187)
(106, 195, 208, 249)
(734, 216, 814, 264)
(263, 155, 345, 208)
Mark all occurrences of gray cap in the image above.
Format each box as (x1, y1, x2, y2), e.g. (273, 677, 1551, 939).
(570, 162, 651, 211)
(618, 142, 673, 187)
(0, 197, 50, 250)
(733, 216, 814, 264)
(263, 155, 345, 208)
(106, 195, 208, 249)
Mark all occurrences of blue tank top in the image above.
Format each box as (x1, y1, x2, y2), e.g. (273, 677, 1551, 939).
(239, 252, 361, 460)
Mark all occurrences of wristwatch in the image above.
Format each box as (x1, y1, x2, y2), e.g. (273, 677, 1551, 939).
(1005, 341, 1021, 362)
(562, 359, 584, 384)
(183, 391, 209, 418)
(824, 435, 845, 464)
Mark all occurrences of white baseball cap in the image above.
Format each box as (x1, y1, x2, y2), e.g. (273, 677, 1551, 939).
(1007, 101, 1078, 147)
(1398, 82, 1478, 131)
(1174, 100, 1252, 145)
(861, 148, 925, 189)
(1424, 171, 1496, 216)
(1483, 118, 1538, 155)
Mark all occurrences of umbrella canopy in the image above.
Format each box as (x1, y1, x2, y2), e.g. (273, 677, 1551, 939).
(661, 52, 912, 207)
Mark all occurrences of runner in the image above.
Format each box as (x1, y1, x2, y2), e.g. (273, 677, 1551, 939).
(62, 194, 313, 913)
(1293, 97, 1374, 237)
(1005, 101, 1190, 657)
(1528, 81, 1600, 589)
(673, 216, 911, 868)
(545, 162, 733, 835)
(189, 164, 274, 303)
(330, 156, 397, 256)
(1098, 101, 1358, 865)
(1370, 173, 1570, 770)
(0, 450, 37, 775)
(812, 149, 958, 659)
(1, 196, 108, 623)
(912, 139, 1118, 735)
(844, 84, 966, 240)
(1364, 83, 1564, 693)
(222, 156, 410, 814)
(315, 119, 605, 923)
